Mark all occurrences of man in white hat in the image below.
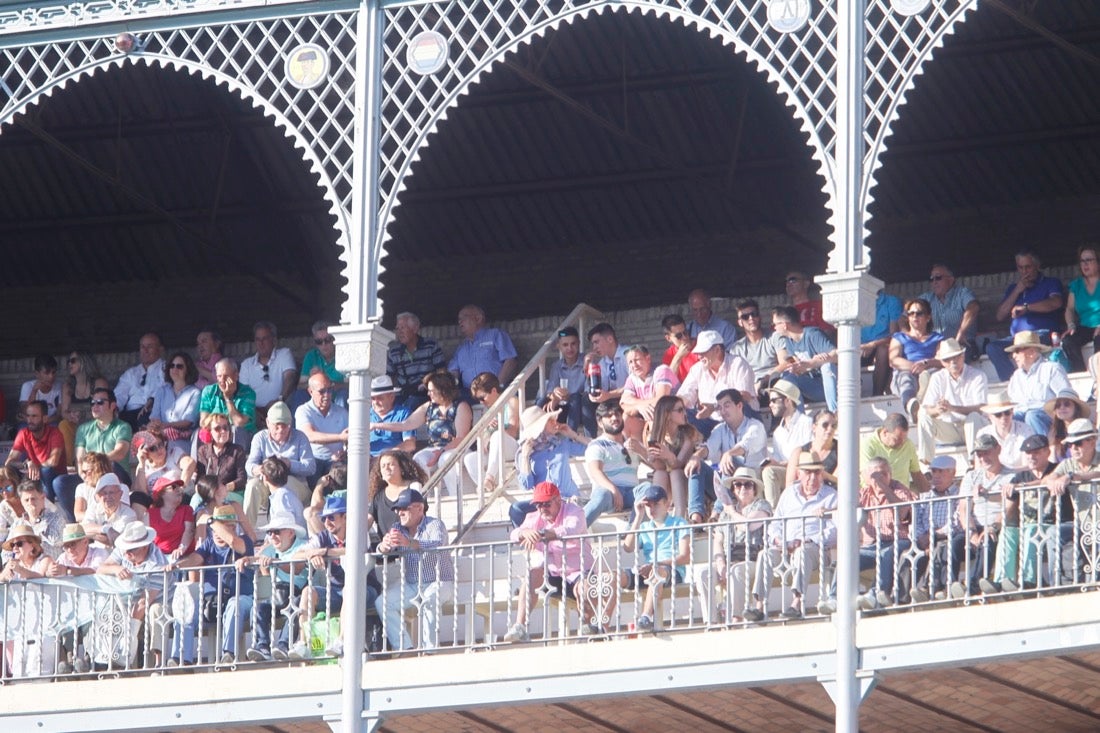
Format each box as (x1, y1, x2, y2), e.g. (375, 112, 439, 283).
(918, 337, 989, 464)
(975, 391, 1034, 471)
(97, 520, 170, 610)
(240, 511, 308, 662)
(369, 375, 416, 457)
(762, 380, 812, 506)
(677, 328, 757, 436)
(82, 473, 137, 547)
(1043, 418, 1100, 586)
(1005, 330, 1072, 437)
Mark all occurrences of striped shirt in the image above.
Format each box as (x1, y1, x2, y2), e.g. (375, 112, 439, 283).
(387, 336, 446, 400)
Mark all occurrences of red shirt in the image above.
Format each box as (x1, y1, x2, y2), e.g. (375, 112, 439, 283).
(662, 344, 702, 383)
(795, 300, 835, 334)
(150, 504, 196, 555)
(13, 425, 65, 468)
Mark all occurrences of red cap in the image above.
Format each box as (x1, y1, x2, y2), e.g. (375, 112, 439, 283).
(532, 481, 560, 503)
(152, 477, 185, 498)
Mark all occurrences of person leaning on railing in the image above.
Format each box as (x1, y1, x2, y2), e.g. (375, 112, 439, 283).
(949, 435, 1014, 599)
(1040, 418, 1100, 586)
(240, 511, 309, 662)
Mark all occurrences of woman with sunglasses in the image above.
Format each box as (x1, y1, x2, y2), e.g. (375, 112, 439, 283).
(59, 351, 109, 464)
(150, 351, 201, 453)
(785, 411, 839, 487)
(890, 298, 945, 421)
(1043, 388, 1090, 462)
(642, 396, 702, 518)
(0, 523, 57, 582)
(130, 425, 197, 504)
(1062, 245, 1100, 372)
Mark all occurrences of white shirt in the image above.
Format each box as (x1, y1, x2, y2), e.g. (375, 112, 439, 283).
(767, 483, 838, 546)
(772, 410, 813, 464)
(977, 420, 1035, 471)
(921, 365, 988, 423)
(1007, 359, 1072, 412)
(705, 416, 767, 470)
(114, 360, 166, 411)
(240, 347, 297, 407)
(19, 379, 63, 417)
(677, 352, 758, 413)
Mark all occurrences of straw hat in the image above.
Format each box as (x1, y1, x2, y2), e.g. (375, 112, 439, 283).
(2, 523, 42, 552)
(1062, 418, 1098, 445)
(1043, 388, 1090, 419)
(520, 405, 558, 442)
(61, 523, 88, 545)
(935, 338, 966, 361)
(1003, 331, 1051, 354)
(113, 521, 157, 551)
(258, 512, 306, 539)
(718, 466, 764, 491)
(980, 391, 1016, 415)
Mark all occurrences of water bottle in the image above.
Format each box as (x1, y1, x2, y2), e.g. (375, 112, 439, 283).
(1049, 332, 1071, 372)
(586, 362, 602, 397)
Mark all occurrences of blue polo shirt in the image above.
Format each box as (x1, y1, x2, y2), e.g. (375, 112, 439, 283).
(1003, 274, 1064, 334)
(371, 401, 414, 456)
(448, 328, 518, 389)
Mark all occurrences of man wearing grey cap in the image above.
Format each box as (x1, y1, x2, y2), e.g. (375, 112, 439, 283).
(950, 433, 1014, 598)
(242, 402, 315, 528)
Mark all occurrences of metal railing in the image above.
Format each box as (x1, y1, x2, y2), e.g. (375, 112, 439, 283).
(419, 302, 605, 539)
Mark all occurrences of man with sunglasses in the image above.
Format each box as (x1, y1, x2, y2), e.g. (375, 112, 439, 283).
(295, 373, 349, 484)
(299, 320, 347, 395)
(731, 300, 779, 403)
(1042, 419, 1100, 586)
(918, 263, 980, 362)
(53, 387, 132, 520)
(660, 315, 701, 384)
(240, 321, 297, 424)
(583, 400, 645, 527)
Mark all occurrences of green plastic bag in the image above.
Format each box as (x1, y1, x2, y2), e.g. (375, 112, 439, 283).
(308, 612, 341, 664)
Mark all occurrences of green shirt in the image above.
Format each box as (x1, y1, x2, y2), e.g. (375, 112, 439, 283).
(76, 418, 134, 470)
(859, 431, 921, 489)
(199, 383, 257, 433)
(301, 348, 345, 383)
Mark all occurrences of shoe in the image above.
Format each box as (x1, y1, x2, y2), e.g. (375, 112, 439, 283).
(910, 588, 930, 603)
(857, 591, 879, 611)
(272, 646, 290, 661)
(219, 652, 236, 665)
(933, 590, 947, 601)
(503, 623, 530, 643)
(325, 640, 344, 658)
(1000, 578, 1020, 592)
(782, 606, 803, 619)
(165, 658, 179, 668)
(56, 661, 73, 675)
(73, 656, 91, 674)
(579, 623, 607, 636)
(875, 591, 892, 608)
(979, 578, 1001, 595)
(288, 641, 311, 660)
(246, 647, 272, 663)
(817, 598, 837, 614)
(906, 397, 920, 424)
(636, 615, 654, 631)
(742, 608, 766, 623)
(949, 582, 967, 599)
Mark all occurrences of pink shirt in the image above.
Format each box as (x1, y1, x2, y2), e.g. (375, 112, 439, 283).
(622, 364, 678, 401)
(195, 352, 223, 389)
(510, 502, 592, 582)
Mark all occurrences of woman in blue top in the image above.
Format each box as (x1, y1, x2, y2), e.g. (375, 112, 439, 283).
(889, 298, 945, 415)
(509, 406, 589, 527)
(1062, 244, 1100, 372)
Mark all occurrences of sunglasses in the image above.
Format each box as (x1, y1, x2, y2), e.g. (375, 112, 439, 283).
(262, 364, 270, 382)
(621, 448, 632, 465)
(819, 422, 837, 429)
(144, 443, 164, 452)
(10, 541, 28, 549)
(170, 362, 187, 369)
(211, 424, 230, 432)
(906, 311, 928, 317)
(929, 275, 945, 282)
(738, 311, 760, 320)
(532, 501, 554, 509)
(90, 399, 109, 406)
(314, 336, 335, 345)
(731, 481, 756, 490)
(266, 529, 284, 536)
(785, 276, 802, 283)
(140, 373, 147, 387)
(68, 357, 79, 364)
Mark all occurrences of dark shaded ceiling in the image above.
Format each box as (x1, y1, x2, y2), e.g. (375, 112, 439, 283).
(3, 0, 1100, 358)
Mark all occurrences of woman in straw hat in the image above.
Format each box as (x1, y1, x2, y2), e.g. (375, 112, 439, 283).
(1043, 388, 1090, 462)
(509, 405, 590, 527)
(0, 523, 57, 581)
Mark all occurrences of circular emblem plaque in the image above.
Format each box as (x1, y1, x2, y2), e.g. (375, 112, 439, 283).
(285, 44, 329, 90)
(407, 31, 449, 76)
(891, 0, 931, 16)
(767, 0, 811, 35)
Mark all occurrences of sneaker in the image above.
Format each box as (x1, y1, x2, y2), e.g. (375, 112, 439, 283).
(857, 591, 880, 611)
(742, 608, 766, 623)
(817, 598, 837, 614)
(272, 646, 290, 662)
(875, 591, 893, 608)
(325, 639, 344, 658)
(165, 658, 179, 668)
(246, 647, 272, 663)
(933, 590, 947, 601)
(288, 641, 311, 661)
(578, 623, 604, 636)
(782, 605, 803, 619)
(219, 652, 236, 665)
(73, 656, 92, 674)
(56, 661, 73, 675)
(910, 588, 930, 603)
(949, 582, 967, 599)
(978, 578, 1001, 595)
(906, 397, 920, 424)
(1000, 578, 1020, 592)
(502, 623, 530, 643)
(636, 615, 654, 631)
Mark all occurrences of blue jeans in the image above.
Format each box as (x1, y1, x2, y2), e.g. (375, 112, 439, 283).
(174, 593, 255, 660)
(1015, 409, 1051, 438)
(510, 500, 535, 528)
(828, 539, 911, 599)
(777, 365, 837, 411)
(583, 483, 644, 526)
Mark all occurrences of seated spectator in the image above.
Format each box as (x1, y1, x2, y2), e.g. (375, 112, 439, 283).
(194, 328, 224, 389)
(114, 333, 166, 430)
(147, 477, 195, 561)
(685, 389, 767, 525)
(584, 323, 629, 425)
(860, 289, 903, 396)
(986, 250, 1064, 381)
(583, 400, 646, 527)
(52, 387, 133, 520)
(371, 370, 471, 497)
(918, 263, 980, 362)
(502, 481, 612, 642)
(172, 505, 255, 665)
(307, 465, 347, 536)
(299, 320, 347, 396)
(1005, 331, 1072, 437)
(642, 396, 703, 518)
(538, 326, 586, 434)
(149, 352, 201, 453)
(368, 376, 416, 457)
(1063, 244, 1100, 372)
(368, 450, 428, 542)
(619, 345, 677, 438)
(770, 305, 838, 411)
(72, 452, 119, 523)
(744, 454, 837, 620)
(917, 338, 988, 465)
(295, 373, 348, 483)
(687, 288, 737, 348)
(194, 413, 248, 507)
(448, 305, 518, 395)
(98, 521, 169, 630)
(0, 523, 57, 581)
(859, 413, 928, 492)
(131, 426, 196, 503)
(510, 406, 589, 528)
(242, 512, 310, 662)
(51, 523, 108, 578)
(60, 351, 109, 463)
(660, 315, 701, 384)
(786, 411, 838, 488)
(0, 467, 27, 538)
(243, 403, 315, 528)
(387, 312, 445, 409)
(909, 456, 963, 602)
(890, 298, 944, 421)
(240, 321, 297, 424)
(731, 300, 780, 416)
(18, 354, 62, 425)
(374, 488, 453, 651)
(785, 271, 833, 334)
(695, 467, 771, 624)
(259, 457, 306, 532)
(976, 391, 1034, 471)
(948, 433, 1014, 598)
(678, 330, 757, 437)
(621, 484, 690, 630)
(199, 357, 257, 441)
(82, 473, 137, 547)
(762, 381, 812, 507)
(6, 399, 65, 497)
(194, 475, 255, 542)
(17, 479, 65, 559)
(1045, 388, 1090, 462)
(1040, 418, 1100, 586)
(464, 372, 520, 491)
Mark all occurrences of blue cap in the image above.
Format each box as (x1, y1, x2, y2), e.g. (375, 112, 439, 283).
(640, 483, 667, 503)
(320, 493, 347, 518)
(393, 488, 427, 510)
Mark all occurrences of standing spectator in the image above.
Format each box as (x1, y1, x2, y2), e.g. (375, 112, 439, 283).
(918, 263, 981, 362)
(295, 373, 348, 482)
(785, 271, 834, 334)
(889, 297, 944, 422)
(660, 315, 701, 384)
(368, 376, 415, 457)
(240, 321, 297, 423)
(448, 305, 518, 394)
(1061, 244, 1100, 372)
(18, 354, 62, 425)
(859, 413, 929, 492)
(1005, 331, 1072, 437)
(860, 289, 903, 396)
(5, 400, 65, 497)
(387, 312, 445, 409)
(299, 320, 347, 395)
(686, 288, 737, 348)
(114, 333, 166, 430)
(949, 434, 1014, 598)
(199, 358, 257, 440)
(985, 250, 1064, 381)
(918, 338, 988, 465)
(53, 387, 133, 519)
(242, 402, 315, 528)
(621, 483, 690, 630)
(149, 352, 201, 453)
(194, 328, 224, 389)
(538, 326, 586, 434)
(909, 456, 963, 602)
(770, 306, 838, 411)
